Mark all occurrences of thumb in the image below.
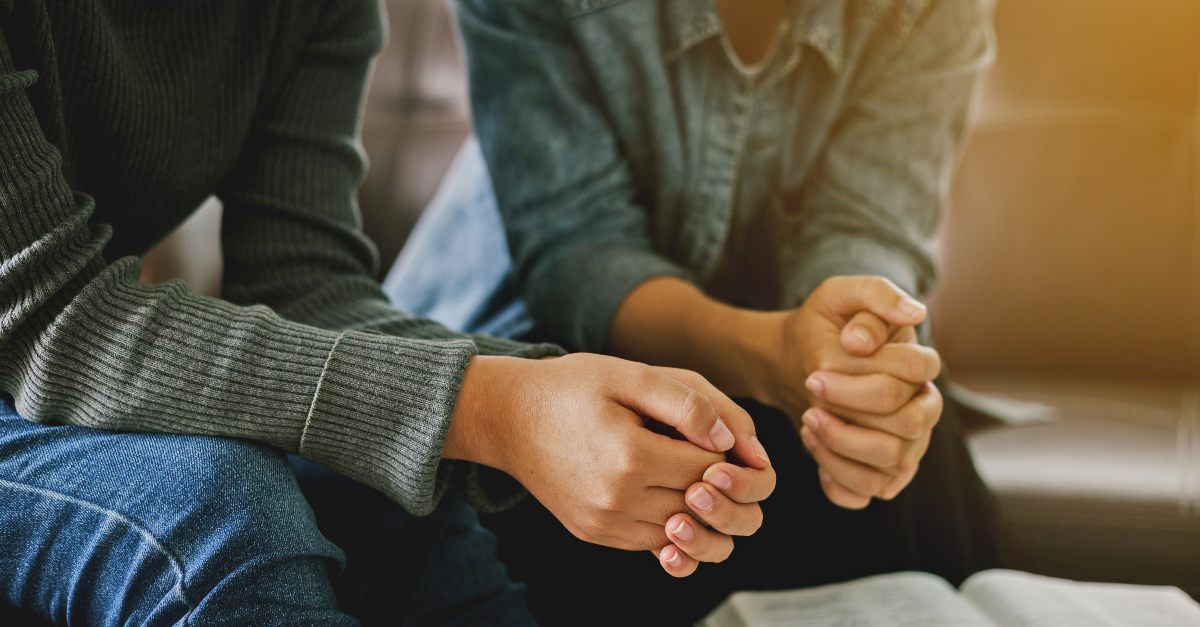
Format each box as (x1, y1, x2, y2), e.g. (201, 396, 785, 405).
(814, 276, 927, 328)
(841, 310, 906, 356)
(612, 366, 740, 456)
(652, 367, 770, 470)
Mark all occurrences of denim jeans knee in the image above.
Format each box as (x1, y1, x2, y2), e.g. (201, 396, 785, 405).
(0, 398, 355, 626)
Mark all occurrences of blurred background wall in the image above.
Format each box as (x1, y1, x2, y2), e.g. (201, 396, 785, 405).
(932, 0, 1200, 382)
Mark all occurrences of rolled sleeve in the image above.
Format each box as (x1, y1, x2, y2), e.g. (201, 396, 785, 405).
(525, 240, 693, 353)
(781, 0, 994, 306)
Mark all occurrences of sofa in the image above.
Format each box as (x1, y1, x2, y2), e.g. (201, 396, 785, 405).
(139, 0, 1199, 597)
(932, 0, 1200, 596)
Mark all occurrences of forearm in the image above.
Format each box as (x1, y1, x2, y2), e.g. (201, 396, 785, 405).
(608, 277, 783, 402)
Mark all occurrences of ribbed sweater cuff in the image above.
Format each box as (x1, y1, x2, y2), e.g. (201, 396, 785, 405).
(300, 331, 476, 515)
(299, 331, 565, 515)
(472, 334, 564, 360)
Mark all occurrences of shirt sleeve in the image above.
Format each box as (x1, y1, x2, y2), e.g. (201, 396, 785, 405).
(454, 0, 692, 353)
(780, 0, 995, 304)
(0, 0, 558, 516)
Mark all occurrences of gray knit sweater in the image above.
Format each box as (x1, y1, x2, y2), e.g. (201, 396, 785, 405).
(0, 0, 561, 515)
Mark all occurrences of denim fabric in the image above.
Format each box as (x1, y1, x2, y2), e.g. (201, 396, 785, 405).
(0, 398, 534, 626)
(395, 0, 993, 352)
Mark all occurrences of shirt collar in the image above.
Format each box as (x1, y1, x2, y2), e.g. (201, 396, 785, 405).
(663, 0, 846, 73)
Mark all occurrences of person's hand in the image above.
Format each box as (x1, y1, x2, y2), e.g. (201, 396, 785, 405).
(747, 276, 943, 508)
(798, 378, 943, 509)
(651, 368, 776, 577)
(445, 353, 772, 576)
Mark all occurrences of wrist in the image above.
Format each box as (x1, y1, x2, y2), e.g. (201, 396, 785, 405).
(444, 355, 523, 473)
(727, 308, 789, 406)
(683, 297, 785, 404)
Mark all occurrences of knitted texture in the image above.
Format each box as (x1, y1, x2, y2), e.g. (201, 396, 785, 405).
(0, 0, 560, 515)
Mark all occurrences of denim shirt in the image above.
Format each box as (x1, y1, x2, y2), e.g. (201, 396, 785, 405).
(451, 0, 994, 352)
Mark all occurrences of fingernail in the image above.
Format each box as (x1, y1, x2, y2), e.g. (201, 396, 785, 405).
(661, 544, 682, 567)
(820, 469, 833, 485)
(805, 375, 825, 397)
(688, 485, 714, 512)
(849, 327, 873, 347)
(750, 435, 770, 464)
(802, 410, 822, 431)
(708, 418, 735, 451)
(898, 297, 926, 319)
(706, 469, 733, 491)
(670, 518, 695, 542)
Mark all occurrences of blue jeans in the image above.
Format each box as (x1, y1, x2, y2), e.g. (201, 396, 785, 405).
(0, 397, 533, 626)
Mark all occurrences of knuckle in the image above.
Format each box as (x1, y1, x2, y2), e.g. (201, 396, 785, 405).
(633, 364, 659, 390)
(680, 388, 709, 430)
(928, 350, 943, 379)
(864, 276, 893, 301)
(905, 349, 926, 381)
(713, 541, 734, 563)
(645, 528, 671, 551)
(761, 467, 778, 496)
(611, 447, 640, 481)
(574, 516, 605, 543)
(882, 381, 908, 412)
(876, 440, 903, 468)
(865, 275, 889, 290)
(902, 407, 927, 440)
(705, 502, 734, 532)
(746, 505, 764, 535)
(595, 486, 625, 514)
(929, 386, 945, 425)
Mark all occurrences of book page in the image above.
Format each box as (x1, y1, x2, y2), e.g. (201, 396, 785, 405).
(700, 572, 996, 627)
(961, 569, 1200, 627)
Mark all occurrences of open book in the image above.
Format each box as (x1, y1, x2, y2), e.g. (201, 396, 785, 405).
(700, 570, 1200, 627)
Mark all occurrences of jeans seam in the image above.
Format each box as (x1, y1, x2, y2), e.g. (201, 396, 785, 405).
(0, 477, 198, 615)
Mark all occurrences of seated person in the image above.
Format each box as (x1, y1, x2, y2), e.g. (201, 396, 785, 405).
(386, 0, 1001, 622)
(0, 1, 774, 623)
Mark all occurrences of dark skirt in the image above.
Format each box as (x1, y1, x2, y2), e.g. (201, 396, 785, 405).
(481, 395, 1002, 626)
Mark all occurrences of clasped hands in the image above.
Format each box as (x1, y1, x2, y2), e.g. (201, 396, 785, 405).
(772, 276, 943, 510)
(446, 276, 941, 579)
(647, 275, 943, 573)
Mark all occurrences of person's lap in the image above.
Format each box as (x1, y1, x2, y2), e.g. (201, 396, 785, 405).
(0, 397, 531, 626)
(481, 397, 1000, 626)
(288, 455, 533, 625)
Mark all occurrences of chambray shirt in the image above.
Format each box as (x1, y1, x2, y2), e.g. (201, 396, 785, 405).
(444, 0, 994, 352)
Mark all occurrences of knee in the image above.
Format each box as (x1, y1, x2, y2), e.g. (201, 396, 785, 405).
(158, 437, 334, 555)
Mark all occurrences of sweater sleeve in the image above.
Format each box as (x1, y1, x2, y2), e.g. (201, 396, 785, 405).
(217, 0, 561, 511)
(0, 1, 556, 516)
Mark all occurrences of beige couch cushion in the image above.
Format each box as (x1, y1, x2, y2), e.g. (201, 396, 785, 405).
(935, 0, 1200, 594)
(960, 376, 1200, 595)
